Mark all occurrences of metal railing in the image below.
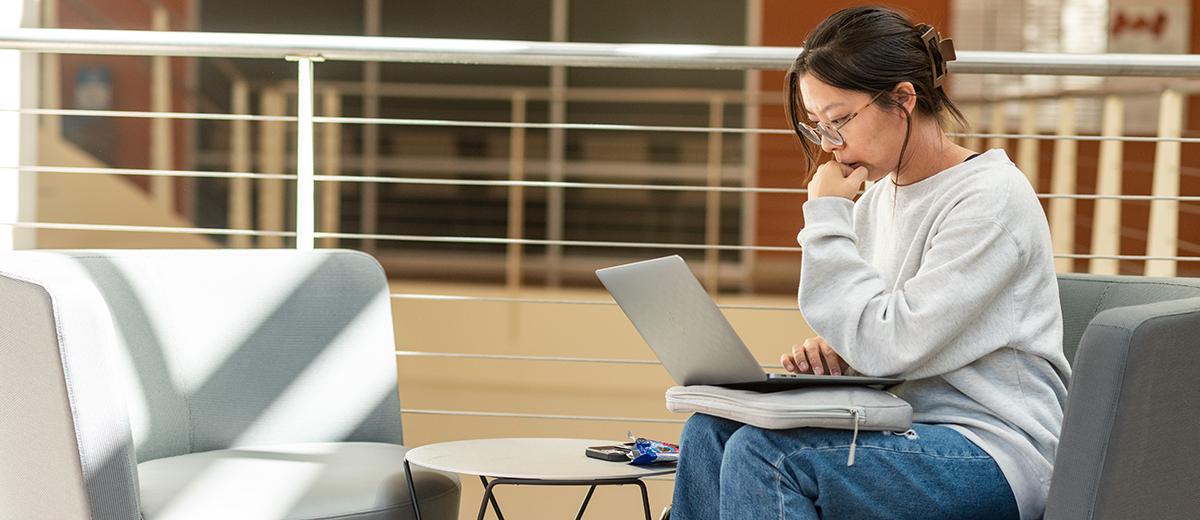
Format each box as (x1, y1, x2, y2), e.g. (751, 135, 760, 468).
(5, 27, 1200, 427)
(10, 27, 1200, 74)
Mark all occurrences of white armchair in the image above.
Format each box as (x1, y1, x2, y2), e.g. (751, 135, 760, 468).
(0, 249, 459, 520)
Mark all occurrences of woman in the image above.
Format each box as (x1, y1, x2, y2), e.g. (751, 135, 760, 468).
(670, 6, 1070, 520)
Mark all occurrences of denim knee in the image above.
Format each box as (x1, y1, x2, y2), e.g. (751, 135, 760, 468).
(681, 413, 742, 448)
(719, 426, 825, 493)
(720, 424, 779, 466)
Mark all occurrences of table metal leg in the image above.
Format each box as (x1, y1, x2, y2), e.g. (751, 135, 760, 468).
(471, 477, 655, 520)
(477, 476, 506, 520)
(404, 459, 422, 520)
(635, 479, 652, 520)
(573, 485, 597, 520)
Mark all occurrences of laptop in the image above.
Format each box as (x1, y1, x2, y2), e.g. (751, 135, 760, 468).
(596, 255, 903, 391)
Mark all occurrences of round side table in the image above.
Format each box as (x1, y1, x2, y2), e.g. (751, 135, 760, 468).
(404, 438, 676, 520)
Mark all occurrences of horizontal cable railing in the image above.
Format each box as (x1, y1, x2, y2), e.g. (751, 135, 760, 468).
(314, 232, 805, 252)
(7, 28, 1200, 430)
(1, 107, 296, 122)
(13, 164, 1200, 201)
(12, 165, 297, 180)
(391, 293, 799, 311)
(397, 350, 662, 366)
(400, 408, 685, 425)
(396, 349, 790, 371)
(11, 105, 1200, 143)
(5, 221, 1200, 261)
(0, 221, 295, 237)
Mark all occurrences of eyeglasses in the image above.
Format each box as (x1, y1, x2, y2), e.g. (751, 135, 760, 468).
(796, 91, 885, 147)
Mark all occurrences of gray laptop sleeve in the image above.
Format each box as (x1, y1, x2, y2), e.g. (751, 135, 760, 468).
(666, 385, 912, 432)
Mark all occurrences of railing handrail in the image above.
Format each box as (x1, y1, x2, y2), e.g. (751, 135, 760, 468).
(7, 27, 1200, 76)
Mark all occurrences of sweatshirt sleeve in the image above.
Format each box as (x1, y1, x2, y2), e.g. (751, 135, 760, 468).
(796, 196, 1023, 378)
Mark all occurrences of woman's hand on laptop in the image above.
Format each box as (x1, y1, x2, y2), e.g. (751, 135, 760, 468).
(781, 337, 849, 376)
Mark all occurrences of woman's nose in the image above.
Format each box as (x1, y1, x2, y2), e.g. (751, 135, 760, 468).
(820, 134, 842, 154)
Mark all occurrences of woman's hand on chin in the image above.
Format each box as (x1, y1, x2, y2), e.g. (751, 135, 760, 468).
(808, 160, 868, 200)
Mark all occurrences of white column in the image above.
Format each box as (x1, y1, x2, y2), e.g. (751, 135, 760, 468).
(545, 0, 568, 287)
(1146, 89, 1184, 277)
(506, 92, 529, 340)
(986, 103, 1007, 152)
(1049, 98, 1078, 273)
(258, 88, 287, 248)
(1016, 100, 1040, 188)
(1, 0, 39, 251)
(963, 104, 983, 152)
(506, 91, 527, 294)
(1088, 95, 1124, 275)
(320, 89, 342, 248)
(740, 0, 762, 292)
(360, 0, 381, 252)
(150, 5, 174, 212)
(228, 79, 252, 248)
(703, 96, 724, 293)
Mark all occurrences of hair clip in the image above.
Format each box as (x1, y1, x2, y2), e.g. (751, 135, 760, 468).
(917, 24, 956, 88)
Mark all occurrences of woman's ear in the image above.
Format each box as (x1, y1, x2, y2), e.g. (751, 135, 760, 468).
(891, 81, 918, 114)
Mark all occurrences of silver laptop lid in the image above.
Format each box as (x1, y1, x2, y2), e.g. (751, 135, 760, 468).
(596, 255, 767, 386)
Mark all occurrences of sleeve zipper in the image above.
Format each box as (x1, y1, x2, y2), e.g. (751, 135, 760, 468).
(847, 408, 864, 466)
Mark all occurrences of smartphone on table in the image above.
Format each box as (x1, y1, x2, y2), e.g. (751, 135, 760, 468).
(585, 442, 634, 462)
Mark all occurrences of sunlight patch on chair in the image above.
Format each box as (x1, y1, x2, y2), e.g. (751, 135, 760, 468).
(151, 456, 325, 520)
(148, 257, 328, 394)
(231, 288, 396, 445)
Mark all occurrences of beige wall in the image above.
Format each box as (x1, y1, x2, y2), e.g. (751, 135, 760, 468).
(392, 279, 814, 518)
(34, 128, 214, 249)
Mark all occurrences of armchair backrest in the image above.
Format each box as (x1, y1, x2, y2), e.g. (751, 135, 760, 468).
(1, 249, 404, 465)
(1056, 273, 1200, 365)
(1048, 273, 1200, 519)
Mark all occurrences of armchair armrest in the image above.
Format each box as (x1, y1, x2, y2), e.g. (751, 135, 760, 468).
(1046, 296, 1200, 519)
(0, 258, 140, 520)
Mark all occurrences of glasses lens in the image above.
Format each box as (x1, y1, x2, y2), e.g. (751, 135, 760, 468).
(817, 123, 844, 146)
(798, 124, 822, 146)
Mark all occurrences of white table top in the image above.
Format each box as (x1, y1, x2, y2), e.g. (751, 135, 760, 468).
(404, 438, 677, 481)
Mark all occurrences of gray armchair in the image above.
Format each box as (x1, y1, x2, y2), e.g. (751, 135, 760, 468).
(1047, 273, 1200, 519)
(0, 249, 459, 520)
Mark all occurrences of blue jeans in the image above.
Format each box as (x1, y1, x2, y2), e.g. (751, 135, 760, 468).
(672, 413, 1019, 520)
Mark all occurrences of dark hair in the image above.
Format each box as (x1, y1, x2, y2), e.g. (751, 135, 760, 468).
(784, 6, 967, 180)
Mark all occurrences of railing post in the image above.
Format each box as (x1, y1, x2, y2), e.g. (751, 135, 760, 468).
(150, 5, 174, 212)
(1089, 95, 1125, 275)
(703, 96, 725, 293)
(1017, 100, 1040, 188)
(506, 91, 527, 294)
(290, 55, 321, 250)
(1146, 88, 1183, 276)
(1050, 98, 1078, 273)
(258, 88, 286, 248)
(320, 88, 342, 248)
(228, 79, 251, 248)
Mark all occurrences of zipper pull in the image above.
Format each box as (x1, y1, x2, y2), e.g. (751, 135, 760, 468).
(847, 409, 863, 466)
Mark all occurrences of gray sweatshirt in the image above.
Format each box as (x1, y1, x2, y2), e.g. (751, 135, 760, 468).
(796, 149, 1071, 520)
